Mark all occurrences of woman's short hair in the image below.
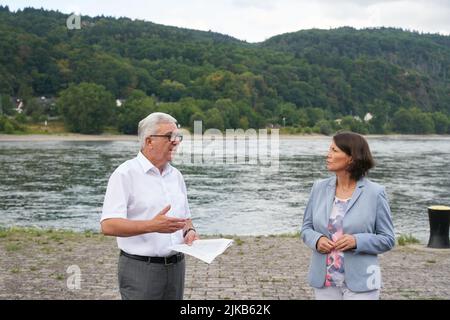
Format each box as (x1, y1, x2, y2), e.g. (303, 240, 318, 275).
(138, 112, 178, 149)
(333, 131, 375, 181)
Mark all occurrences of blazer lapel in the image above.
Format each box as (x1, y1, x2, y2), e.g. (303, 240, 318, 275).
(325, 176, 336, 224)
(344, 178, 365, 215)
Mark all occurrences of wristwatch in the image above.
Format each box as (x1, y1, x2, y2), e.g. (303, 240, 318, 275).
(183, 228, 196, 238)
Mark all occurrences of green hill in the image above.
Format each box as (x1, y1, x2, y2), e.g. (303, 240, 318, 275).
(0, 6, 449, 134)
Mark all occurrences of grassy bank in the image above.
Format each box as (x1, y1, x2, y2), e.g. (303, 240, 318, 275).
(0, 226, 301, 242)
(0, 227, 422, 247)
(0, 227, 301, 256)
(0, 227, 105, 254)
(20, 120, 67, 134)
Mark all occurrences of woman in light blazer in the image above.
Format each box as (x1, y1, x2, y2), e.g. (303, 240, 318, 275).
(301, 131, 395, 300)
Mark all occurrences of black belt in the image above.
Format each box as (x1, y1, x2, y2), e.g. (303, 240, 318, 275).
(120, 250, 184, 265)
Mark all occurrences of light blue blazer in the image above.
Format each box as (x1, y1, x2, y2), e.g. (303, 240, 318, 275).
(301, 176, 395, 292)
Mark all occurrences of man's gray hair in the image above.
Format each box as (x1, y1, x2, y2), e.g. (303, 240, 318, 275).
(138, 112, 178, 149)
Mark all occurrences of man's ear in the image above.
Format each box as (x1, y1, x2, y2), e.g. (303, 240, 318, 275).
(145, 136, 153, 149)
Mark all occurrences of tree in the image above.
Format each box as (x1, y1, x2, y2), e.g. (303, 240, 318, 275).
(305, 107, 326, 127)
(340, 116, 369, 134)
(204, 107, 225, 131)
(368, 100, 391, 134)
(0, 94, 14, 115)
(275, 102, 299, 126)
(189, 110, 207, 132)
(237, 101, 264, 129)
(3, 8, 450, 134)
(0, 115, 24, 133)
(316, 119, 333, 135)
(168, 97, 205, 127)
(57, 82, 115, 134)
(239, 116, 249, 130)
(432, 112, 449, 134)
(26, 98, 48, 122)
(159, 79, 186, 101)
(393, 107, 435, 134)
(392, 108, 414, 133)
(412, 110, 434, 134)
(117, 90, 156, 134)
(214, 99, 239, 129)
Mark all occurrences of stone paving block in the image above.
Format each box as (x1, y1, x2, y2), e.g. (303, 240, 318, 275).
(1, 234, 450, 299)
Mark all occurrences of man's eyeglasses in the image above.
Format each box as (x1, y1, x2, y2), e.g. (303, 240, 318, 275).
(150, 133, 183, 142)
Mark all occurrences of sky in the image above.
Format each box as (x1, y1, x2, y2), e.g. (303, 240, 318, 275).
(1, 0, 450, 42)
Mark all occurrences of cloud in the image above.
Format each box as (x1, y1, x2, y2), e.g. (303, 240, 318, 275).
(230, 0, 450, 41)
(3, 0, 450, 42)
(231, 0, 275, 10)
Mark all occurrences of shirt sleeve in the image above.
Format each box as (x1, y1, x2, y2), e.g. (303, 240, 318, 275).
(180, 174, 191, 219)
(353, 187, 396, 254)
(101, 170, 130, 222)
(301, 181, 325, 252)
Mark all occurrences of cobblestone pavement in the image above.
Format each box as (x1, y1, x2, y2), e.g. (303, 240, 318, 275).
(1, 230, 449, 300)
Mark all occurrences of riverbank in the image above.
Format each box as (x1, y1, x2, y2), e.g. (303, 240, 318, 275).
(1, 228, 449, 300)
(0, 133, 138, 141)
(1, 133, 449, 142)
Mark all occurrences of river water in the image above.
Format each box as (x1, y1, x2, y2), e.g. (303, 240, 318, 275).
(0, 136, 449, 242)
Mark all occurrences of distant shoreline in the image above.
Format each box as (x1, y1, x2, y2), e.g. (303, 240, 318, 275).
(0, 133, 449, 142)
(0, 133, 138, 142)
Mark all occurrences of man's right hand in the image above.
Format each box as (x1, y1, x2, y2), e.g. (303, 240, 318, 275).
(316, 236, 335, 254)
(149, 205, 187, 233)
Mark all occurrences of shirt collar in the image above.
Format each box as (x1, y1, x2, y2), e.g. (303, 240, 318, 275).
(137, 151, 173, 176)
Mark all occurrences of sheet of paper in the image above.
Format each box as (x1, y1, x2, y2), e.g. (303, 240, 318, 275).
(169, 239, 234, 264)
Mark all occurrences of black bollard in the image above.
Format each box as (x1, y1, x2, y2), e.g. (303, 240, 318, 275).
(427, 205, 450, 248)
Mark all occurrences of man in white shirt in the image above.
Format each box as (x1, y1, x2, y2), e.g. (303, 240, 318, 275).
(101, 112, 199, 300)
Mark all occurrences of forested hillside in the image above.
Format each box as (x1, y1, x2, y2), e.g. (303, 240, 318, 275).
(1, 6, 449, 134)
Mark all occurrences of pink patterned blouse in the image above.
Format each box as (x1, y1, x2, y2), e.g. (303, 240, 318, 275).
(325, 197, 350, 287)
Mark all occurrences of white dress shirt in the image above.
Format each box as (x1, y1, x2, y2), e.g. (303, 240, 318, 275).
(101, 151, 191, 257)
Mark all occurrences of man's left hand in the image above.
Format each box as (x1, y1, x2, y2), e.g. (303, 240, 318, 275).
(334, 234, 356, 251)
(184, 230, 199, 246)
